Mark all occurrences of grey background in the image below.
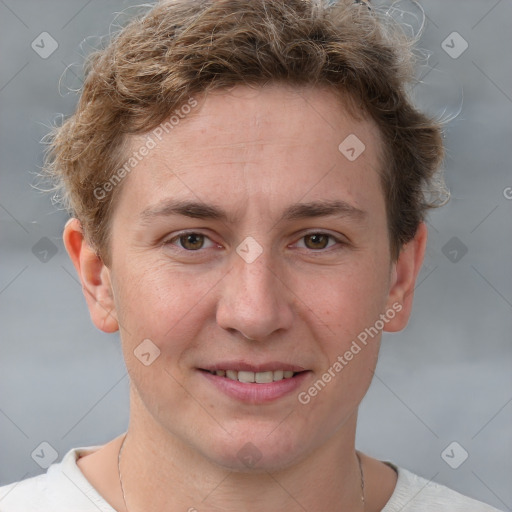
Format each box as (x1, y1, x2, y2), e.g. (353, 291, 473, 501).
(0, 0, 511, 509)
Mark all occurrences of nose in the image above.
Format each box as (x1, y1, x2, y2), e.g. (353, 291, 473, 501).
(215, 248, 294, 341)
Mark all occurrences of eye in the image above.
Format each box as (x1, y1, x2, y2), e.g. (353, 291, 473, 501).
(295, 232, 343, 251)
(165, 232, 217, 251)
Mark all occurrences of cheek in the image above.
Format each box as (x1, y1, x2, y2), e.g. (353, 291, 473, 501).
(300, 256, 390, 341)
(111, 260, 207, 409)
(112, 257, 221, 354)
(294, 267, 387, 433)
(115, 258, 176, 322)
(294, 257, 389, 405)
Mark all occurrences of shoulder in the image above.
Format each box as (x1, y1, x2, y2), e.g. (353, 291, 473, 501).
(0, 472, 49, 512)
(382, 463, 504, 512)
(0, 446, 115, 512)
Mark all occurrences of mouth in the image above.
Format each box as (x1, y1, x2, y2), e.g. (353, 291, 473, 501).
(201, 369, 302, 383)
(197, 363, 310, 403)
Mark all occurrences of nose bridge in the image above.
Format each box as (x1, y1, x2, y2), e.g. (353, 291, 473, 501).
(237, 248, 278, 301)
(216, 244, 293, 340)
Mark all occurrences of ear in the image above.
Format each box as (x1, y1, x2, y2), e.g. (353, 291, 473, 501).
(383, 221, 427, 332)
(63, 218, 119, 333)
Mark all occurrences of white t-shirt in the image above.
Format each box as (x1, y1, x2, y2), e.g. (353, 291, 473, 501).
(0, 446, 503, 512)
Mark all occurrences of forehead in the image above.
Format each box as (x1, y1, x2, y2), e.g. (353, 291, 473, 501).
(117, 84, 385, 221)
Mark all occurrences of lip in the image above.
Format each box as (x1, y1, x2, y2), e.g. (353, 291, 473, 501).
(198, 368, 311, 404)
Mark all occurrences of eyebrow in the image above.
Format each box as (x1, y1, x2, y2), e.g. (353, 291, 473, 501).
(139, 199, 367, 225)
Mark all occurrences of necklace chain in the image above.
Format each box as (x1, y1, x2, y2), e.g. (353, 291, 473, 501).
(356, 450, 366, 507)
(118, 434, 365, 511)
(118, 434, 128, 512)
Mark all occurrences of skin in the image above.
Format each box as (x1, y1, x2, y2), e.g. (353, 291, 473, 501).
(64, 83, 427, 512)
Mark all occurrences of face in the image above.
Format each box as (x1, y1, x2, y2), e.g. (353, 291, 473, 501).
(97, 84, 407, 471)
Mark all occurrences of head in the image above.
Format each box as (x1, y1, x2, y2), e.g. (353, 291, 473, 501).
(52, 0, 445, 471)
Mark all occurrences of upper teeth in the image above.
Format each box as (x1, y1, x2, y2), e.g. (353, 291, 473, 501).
(209, 369, 295, 383)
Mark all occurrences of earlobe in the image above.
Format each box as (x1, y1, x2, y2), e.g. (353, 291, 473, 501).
(383, 222, 428, 333)
(63, 218, 119, 333)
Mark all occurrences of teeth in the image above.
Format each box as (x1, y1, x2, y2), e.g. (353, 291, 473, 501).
(255, 371, 273, 383)
(210, 369, 297, 383)
(226, 370, 237, 380)
(238, 371, 255, 383)
(273, 370, 284, 381)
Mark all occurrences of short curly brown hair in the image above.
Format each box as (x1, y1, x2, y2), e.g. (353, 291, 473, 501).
(44, 0, 447, 264)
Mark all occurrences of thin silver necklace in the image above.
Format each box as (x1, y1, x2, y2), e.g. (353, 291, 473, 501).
(356, 450, 366, 508)
(118, 433, 365, 510)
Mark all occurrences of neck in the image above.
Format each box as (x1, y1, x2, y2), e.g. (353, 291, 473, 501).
(118, 400, 364, 512)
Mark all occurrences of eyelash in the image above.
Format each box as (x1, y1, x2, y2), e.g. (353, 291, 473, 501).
(163, 230, 347, 254)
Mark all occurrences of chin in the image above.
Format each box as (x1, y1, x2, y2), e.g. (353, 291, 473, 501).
(197, 425, 309, 473)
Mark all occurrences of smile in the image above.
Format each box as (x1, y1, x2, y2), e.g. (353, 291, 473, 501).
(204, 369, 298, 383)
(198, 366, 310, 403)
